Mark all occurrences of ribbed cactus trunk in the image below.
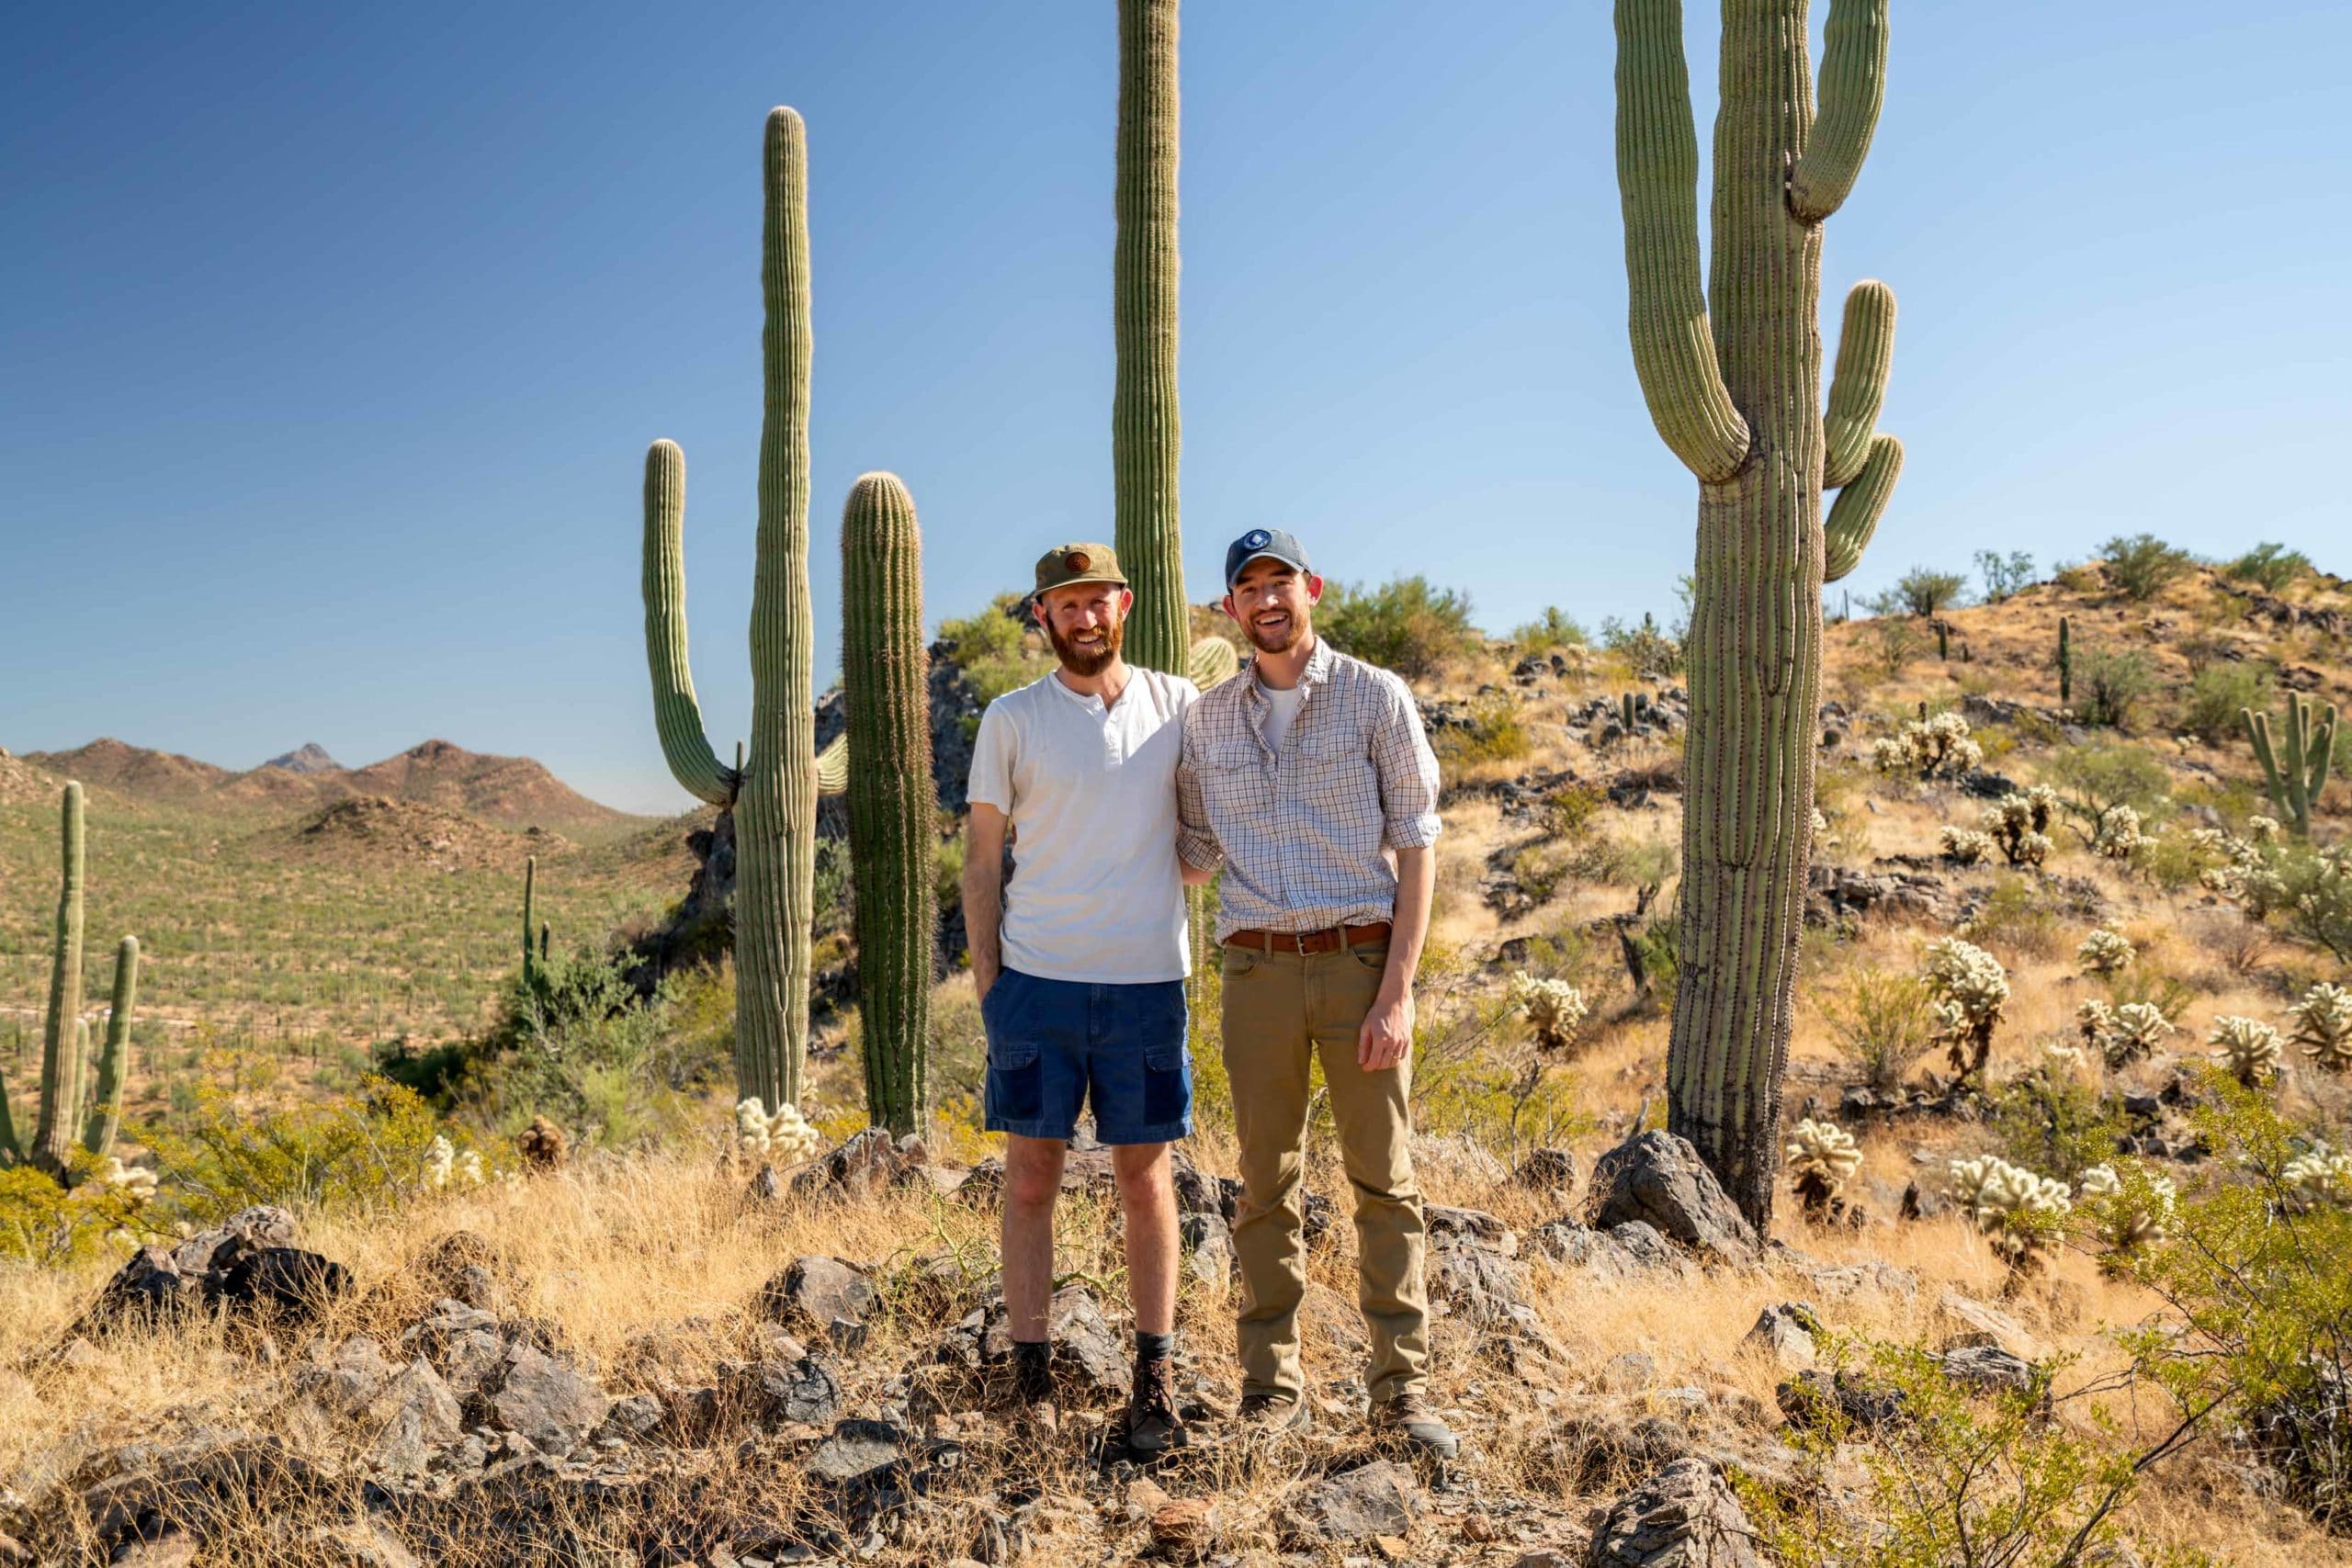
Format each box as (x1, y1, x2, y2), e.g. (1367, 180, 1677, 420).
(638, 107, 819, 1112)
(2243, 692, 2337, 839)
(842, 473, 936, 1135)
(1615, 0, 1902, 1233)
(1114, 0, 1185, 677)
(80, 937, 139, 1157)
(29, 783, 88, 1177)
(521, 856, 538, 987)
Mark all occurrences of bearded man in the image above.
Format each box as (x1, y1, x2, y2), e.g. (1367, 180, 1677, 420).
(961, 542, 1209, 1455)
(1174, 527, 1457, 1457)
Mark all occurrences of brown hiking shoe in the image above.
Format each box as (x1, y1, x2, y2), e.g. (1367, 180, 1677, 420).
(1125, 1355, 1185, 1455)
(1235, 1390, 1312, 1437)
(1370, 1389, 1460, 1458)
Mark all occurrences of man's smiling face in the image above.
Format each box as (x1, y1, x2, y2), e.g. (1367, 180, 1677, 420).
(1036, 581, 1130, 676)
(1224, 557, 1322, 656)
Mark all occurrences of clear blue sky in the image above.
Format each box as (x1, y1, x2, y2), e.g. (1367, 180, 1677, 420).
(5, 2, 2346, 814)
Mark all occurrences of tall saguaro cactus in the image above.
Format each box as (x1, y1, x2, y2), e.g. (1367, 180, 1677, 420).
(1, 783, 141, 1178)
(1614, 0, 1904, 1231)
(2243, 693, 2337, 839)
(1114, 0, 1186, 676)
(639, 107, 820, 1111)
(842, 472, 937, 1134)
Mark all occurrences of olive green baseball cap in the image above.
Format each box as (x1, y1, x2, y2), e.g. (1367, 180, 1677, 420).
(1033, 541, 1127, 595)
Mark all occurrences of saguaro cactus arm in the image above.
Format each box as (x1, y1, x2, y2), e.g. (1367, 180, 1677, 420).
(1788, 0, 1891, 222)
(642, 438, 737, 807)
(80, 936, 139, 1156)
(1822, 280, 1895, 489)
(1613, 0, 1750, 484)
(1823, 434, 1903, 583)
(814, 733, 850, 795)
(30, 783, 87, 1175)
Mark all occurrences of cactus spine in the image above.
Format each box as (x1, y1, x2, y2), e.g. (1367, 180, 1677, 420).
(2243, 692, 2337, 839)
(1614, 0, 1901, 1231)
(842, 473, 936, 1135)
(3, 784, 141, 1177)
(1114, 0, 1186, 676)
(638, 107, 820, 1111)
(2056, 615, 2072, 707)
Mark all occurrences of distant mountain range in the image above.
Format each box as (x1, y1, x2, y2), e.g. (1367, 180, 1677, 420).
(16, 737, 633, 831)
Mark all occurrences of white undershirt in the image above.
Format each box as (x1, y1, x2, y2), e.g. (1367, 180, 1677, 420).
(1261, 682, 1307, 753)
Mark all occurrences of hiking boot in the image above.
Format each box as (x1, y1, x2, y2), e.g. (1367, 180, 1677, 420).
(1370, 1389, 1460, 1458)
(1235, 1391, 1312, 1437)
(1125, 1354, 1186, 1455)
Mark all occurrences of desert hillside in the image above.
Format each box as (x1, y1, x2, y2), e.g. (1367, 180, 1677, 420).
(3, 539, 2351, 1566)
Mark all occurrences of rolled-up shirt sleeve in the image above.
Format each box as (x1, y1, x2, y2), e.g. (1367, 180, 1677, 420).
(1175, 712, 1226, 873)
(1371, 675, 1442, 850)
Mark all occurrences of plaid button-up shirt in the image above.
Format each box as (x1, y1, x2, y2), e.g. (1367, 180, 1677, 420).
(1177, 636, 1443, 940)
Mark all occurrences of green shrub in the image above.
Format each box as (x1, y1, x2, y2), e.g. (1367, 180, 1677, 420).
(1598, 611, 1685, 679)
(2099, 533, 2194, 601)
(139, 1078, 472, 1223)
(939, 593, 1044, 708)
(2179, 661, 2271, 746)
(2042, 739, 2171, 837)
(1430, 694, 1530, 767)
(2221, 542, 2312, 594)
(1741, 1337, 2153, 1568)
(1509, 606, 1588, 650)
(1962, 874, 2063, 958)
(1973, 548, 2036, 603)
(0, 1159, 153, 1266)
(1317, 575, 1480, 679)
(1990, 1066, 2132, 1184)
(1896, 565, 1968, 616)
(2075, 646, 2157, 728)
(1821, 965, 1937, 1093)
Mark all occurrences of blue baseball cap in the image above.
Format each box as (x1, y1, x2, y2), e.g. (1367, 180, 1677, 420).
(1223, 527, 1312, 591)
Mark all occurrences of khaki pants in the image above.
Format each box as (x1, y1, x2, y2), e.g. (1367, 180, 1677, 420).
(1220, 936, 1429, 1404)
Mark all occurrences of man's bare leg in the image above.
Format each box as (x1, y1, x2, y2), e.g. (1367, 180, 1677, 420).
(1112, 1142, 1178, 1336)
(1001, 1134, 1068, 1341)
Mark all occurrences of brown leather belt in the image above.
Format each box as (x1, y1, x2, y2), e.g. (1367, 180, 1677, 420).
(1223, 921, 1392, 955)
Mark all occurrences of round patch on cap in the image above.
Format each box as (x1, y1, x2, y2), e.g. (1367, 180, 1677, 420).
(1243, 530, 1270, 550)
(1064, 550, 1091, 571)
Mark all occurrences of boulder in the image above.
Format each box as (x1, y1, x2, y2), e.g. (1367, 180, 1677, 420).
(1426, 1205, 1518, 1255)
(1933, 1290, 2045, 1359)
(1937, 1345, 2036, 1395)
(366, 1359, 465, 1478)
(758, 1256, 879, 1338)
(82, 1206, 308, 1329)
(1587, 1132, 1758, 1260)
(804, 1419, 905, 1487)
(1531, 1219, 1697, 1282)
(208, 1247, 352, 1322)
(725, 1353, 845, 1428)
(1512, 1147, 1580, 1195)
(485, 1340, 610, 1458)
(1586, 1458, 1760, 1567)
(1293, 1461, 1419, 1542)
(1741, 1303, 1819, 1372)
(793, 1129, 932, 1201)
(1775, 1369, 1905, 1431)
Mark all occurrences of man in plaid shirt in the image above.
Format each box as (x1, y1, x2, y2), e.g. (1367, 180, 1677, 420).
(1175, 527, 1458, 1458)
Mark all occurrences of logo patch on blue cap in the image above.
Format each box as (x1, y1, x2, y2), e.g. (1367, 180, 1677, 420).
(1244, 529, 1270, 549)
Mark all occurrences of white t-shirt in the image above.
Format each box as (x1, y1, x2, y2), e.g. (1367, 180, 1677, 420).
(967, 666, 1198, 984)
(1261, 681, 1307, 753)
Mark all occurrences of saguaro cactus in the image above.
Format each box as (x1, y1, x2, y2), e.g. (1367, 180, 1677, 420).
(2056, 616, 2072, 707)
(2243, 692, 2337, 839)
(842, 472, 937, 1135)
(1, 784, 141, 1177)
(639, 107, 820, 1111)
(520, 855, 539, 988)
(1614, 0, 1902, 1231)
(1114, 0, 1186, 676)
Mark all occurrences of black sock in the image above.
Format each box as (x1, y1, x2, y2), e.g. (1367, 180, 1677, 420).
(1013, 1338, 1053, 1399)
(1135, 1330, 1173, 1363)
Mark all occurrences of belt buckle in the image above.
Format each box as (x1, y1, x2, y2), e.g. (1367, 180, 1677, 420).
(1288, 929, 1312, 955)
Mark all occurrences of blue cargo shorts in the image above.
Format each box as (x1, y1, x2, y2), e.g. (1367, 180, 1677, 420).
(980, 968, 1192, 1145)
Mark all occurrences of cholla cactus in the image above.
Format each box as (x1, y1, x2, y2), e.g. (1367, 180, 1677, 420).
(95, 1156, 157, 1203)
(1924, 938, 2008, 1084)
(423, 1134, 486, 1190)
(2290, 982, 2352, 1072)
(2076, 1161, 2176, 1255)
(2075, 929, 2134, 976)
(736, 1097, 821, 1164)
(2208, 1015, 2284, 1089)
(2282, 1142, 2352, 1213)
(1939, 826, 1994, 866)
(1509, 972, 1590, 1053)
(1980, 791, 2055, 868)
(2041, 1040, 2093, 1076)
(1784, 1118, 1864, 1218)
(1949, 1153, 2072, 1271)
(2090, 805, 2149, 861)
(2078, 998, 2176, 1069)
(1872, 712, 1983, 781)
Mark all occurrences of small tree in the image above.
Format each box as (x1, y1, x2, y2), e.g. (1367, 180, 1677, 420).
(2098, 532, 2192, 601)
(1318, 575, 1481, 679)
(1973, 548, 2035, 603)
(1896, 566, 1967, 616)
(2077, 646, 2156, 728)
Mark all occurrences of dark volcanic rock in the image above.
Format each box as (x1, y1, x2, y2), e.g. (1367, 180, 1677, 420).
(759, 1256, 880, 1338)
(1587, 1132, 1758, 1260)
(1587, 1457, 1760, 1567)
(1292, 1461, 1419, 1542)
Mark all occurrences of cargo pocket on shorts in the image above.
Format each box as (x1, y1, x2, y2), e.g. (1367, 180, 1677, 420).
(983, 976, 1045, 1126)
(1142, 984, 1192, 1128)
